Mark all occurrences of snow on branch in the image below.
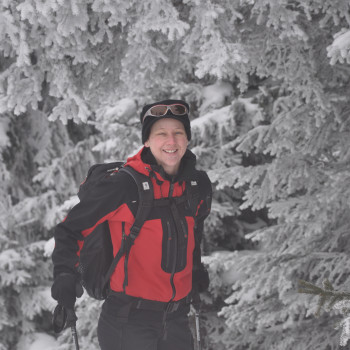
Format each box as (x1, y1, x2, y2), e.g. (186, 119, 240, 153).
(327, 29, 350, 65)
(299, 279, 350, 347)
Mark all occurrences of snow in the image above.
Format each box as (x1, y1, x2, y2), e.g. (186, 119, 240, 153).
(199, 81, 233, 114)
(191, 96, 261, 135)
(104, 98, 136, 119)
(2, 2, 350, 349)
(17, 333, 58, 350)
(331, 30, 350, 51)
(44, 238, 55, 258)
(98, 98, 138, 123)
(194, 80, 260, 131)
(327, 29, 350, 64)
(203, 250, 259, 286)
(60, 196, 80, 212)
(0, 117, 10, 148)
(192, 105, 231, 129)
(333, 301, 350, 346)
(39, 286, 57, 310)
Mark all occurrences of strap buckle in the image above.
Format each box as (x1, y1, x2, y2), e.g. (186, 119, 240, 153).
(124, 228, 140, 250)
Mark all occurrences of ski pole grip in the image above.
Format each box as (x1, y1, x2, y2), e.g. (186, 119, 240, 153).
(52, 304, 67, 334)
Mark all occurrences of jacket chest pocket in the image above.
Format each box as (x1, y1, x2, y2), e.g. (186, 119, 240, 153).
(161, 217, 188, 273)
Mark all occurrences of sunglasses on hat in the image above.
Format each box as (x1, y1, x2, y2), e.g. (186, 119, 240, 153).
(142, 104, 188, 123)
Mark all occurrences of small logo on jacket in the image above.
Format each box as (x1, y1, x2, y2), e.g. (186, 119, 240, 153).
(191, 181, 197, 186)
(143, 182, 150, 190)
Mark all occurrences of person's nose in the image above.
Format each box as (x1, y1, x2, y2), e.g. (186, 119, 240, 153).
(166, 133, 176, 144)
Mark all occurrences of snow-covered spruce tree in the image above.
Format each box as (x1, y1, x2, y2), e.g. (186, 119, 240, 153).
(0, 0, 110, 348)
(0, 1, 206, 348)
(0, 1, 248, 348)
(2, 0, 350, 349)
(0, 107, 95, 349)
(188, 83, 270, 349)
(202, 1, 350, 349)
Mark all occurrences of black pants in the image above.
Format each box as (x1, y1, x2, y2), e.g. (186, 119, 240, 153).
(97, 295, 194, 350)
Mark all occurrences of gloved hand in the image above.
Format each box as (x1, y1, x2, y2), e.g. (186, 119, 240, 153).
(192, 265, 210, 293)
(51, 273, 84, 310)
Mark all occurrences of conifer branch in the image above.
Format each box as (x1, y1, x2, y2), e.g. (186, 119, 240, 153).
(298, 279, 350, 317)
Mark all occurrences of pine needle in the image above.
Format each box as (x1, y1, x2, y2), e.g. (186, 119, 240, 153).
(298, 279, 350, 317)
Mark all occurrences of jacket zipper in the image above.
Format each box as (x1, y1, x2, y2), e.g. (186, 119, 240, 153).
(121, 222, 129, 292)
(169, 180, 175, 197)
(166, 221, 172, 270)
(169, 219, 177, 301)
(180, 219, 187, 267)
(168, 179, 177, 301)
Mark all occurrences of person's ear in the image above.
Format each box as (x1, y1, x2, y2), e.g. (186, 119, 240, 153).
(144, 140, 150, 147)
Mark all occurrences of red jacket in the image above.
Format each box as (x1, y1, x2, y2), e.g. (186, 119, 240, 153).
(52, 147, 212, 302)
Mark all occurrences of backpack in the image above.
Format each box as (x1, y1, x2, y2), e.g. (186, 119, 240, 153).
(76, 162, 199, 300)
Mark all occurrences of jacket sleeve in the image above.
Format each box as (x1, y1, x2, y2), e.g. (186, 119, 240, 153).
(193, 171, 212, 270)
(52, 171, 136, 278)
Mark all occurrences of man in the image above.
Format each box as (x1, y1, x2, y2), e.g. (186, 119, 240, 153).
(51, 99, 212, 349)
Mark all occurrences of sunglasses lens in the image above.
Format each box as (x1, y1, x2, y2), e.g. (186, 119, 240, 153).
(143, 104, 188, 123)
(170, 104, 187, 115)
(149, 105, 168, 116)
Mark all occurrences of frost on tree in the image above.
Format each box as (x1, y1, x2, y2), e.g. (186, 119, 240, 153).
(1, 0, 350, 350)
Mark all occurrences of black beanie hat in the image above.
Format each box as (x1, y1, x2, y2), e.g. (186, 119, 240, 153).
(140, 99, 191, 144)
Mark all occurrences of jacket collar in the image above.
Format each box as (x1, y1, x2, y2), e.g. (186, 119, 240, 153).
(126, 147, 197, 182)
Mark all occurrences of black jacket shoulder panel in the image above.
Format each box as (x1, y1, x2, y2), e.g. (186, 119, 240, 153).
(56, 168, 139, 238)
(196, 170, 211, 188)
(194, 170, 212, 220)
(52, 167, 140, 277)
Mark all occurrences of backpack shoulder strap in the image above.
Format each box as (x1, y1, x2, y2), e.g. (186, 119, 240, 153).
(120, 166, 154, 240)
(170, 178, 200, 217)
(185, 178, 200, 216)
(102, 166, 154, 288)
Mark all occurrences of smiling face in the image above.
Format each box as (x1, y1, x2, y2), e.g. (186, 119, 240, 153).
(144, 118, 188, 175)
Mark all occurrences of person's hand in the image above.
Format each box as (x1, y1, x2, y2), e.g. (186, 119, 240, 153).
(51, 273, 83, 310)
(192, 265, 210, 293)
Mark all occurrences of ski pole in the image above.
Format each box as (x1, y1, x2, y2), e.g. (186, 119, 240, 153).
(66, 308, 80, 350)
(194, 308, 202, 350)
(69, 323, 80, 350)
(192, 289, 202, 350)
(53, 305, 80, 350)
